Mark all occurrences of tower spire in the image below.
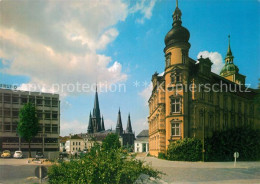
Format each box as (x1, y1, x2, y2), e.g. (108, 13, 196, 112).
(225, 35, 234, 63)
(116, 108, 123, 135)
(176, 0, 178, 8)
(126, 113, 133, 133)
(101, 115, 105, 131)
(87, 111, 93, 133)
(92, 85, 101, 132)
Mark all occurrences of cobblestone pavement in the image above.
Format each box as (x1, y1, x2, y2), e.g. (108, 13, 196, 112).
(137, 156, 260, 184)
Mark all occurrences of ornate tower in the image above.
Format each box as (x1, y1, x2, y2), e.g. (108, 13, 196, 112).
(163, 0, 191, 148)
(92, 87, 102, 132)
(126, 113, 133, 133)
(220, 35, 245, 85)
(116, 108, 123, 135)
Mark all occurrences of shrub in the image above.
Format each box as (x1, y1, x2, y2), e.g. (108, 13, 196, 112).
(48, 140, 161, 183)
(167, 138, 202, 161)
(158, 152, 166, 159)
(205, 127, 260, 161)
(102, 133, 121, 151)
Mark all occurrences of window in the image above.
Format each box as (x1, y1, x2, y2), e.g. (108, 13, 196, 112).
(45, 124, 51, 133)
(171, 122, 180, 136)
(208, 113, 214, 129)
(12, 109, 19, 118)
(52, 111, 58, 120)
(76, 142, 78, 145)
(165, 54, 171, 68)
(12, 122, 18, 132)
(223, 113, 228, 129)
(171, 73, 181, 83)
(0, 122, 2, 132)
(171, 97, 181, 113)
(73, 142, 75, 146)
(52, 98, 58, 107)
(79, 142, 81, 146)
(4, 94, 11, 103)
(12, 95, 19, 104)
(176, 74, 181, 83)
(200, 110, 204, 129)
(223, 96, 227, 109)
(238, 101, 241, 113)
(0, 93, 2, 103)
(36, 97, 43, 106)
(4, 108, 11, 117)
(39, 124, 43, 133)
(52, 124, 58, 133)
(0, 108, 2, 117)
(37, 110, 43, 120)
(44, 97, 51, 107)
(4, 122, 11, 132)
(200, 88, 205, 100)
(29, 96, 35, 104)
(209, 91, 213, 103)
(45, 111, 51, 120)
(21, 95, 28, 104)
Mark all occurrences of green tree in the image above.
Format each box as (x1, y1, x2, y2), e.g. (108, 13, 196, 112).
(17, 103, 40, 158)
(102, 133, 121, 151)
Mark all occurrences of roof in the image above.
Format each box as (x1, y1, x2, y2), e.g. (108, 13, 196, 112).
(59, 136, 69, 143)
(135, 137, 149, 142)
(70, 134, 83, 139)
(136, 130, 149, 138)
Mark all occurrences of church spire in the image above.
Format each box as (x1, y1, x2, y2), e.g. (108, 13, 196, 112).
(87, 112, 93, 133)
(126, 113, 133, 133)
(116, 108, 123, 135)
(101, 115, 105, 131)
(93, 86, 100, 118)
(225, 35, 234, 63)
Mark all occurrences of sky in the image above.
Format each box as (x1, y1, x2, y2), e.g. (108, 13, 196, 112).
(0, 0, 259, 136)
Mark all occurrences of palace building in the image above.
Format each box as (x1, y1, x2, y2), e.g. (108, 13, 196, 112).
(148, 2, 260, 156)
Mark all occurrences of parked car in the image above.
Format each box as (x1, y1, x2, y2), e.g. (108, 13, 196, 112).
(35, 152, 44, 159)
(1, 150, 11, 158)
(13, 151, 23, 159)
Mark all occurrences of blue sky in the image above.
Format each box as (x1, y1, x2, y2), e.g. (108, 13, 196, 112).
(0, 0, 259, 135)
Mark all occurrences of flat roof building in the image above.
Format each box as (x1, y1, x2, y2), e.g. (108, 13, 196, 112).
(0, 88, 60, 158)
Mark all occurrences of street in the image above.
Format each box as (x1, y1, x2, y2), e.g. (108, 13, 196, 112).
(1, 158, 260, 183)
(0, 159, 48, 184)
(138, 156, 260, 184)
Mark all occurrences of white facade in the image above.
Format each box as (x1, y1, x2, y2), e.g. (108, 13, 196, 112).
(65, 138, 85, 154)
(134, 140, 149, 153)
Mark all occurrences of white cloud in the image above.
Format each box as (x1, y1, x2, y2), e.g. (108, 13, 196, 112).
(133, 118, 148, 135)
(0, 0, 155, 96)
(60, 120, 87, 136)
(0, 0, 130, 96)
(139, 82, 153, 106)
(129, 0, 157, 24)
(197, 51, 224, 74)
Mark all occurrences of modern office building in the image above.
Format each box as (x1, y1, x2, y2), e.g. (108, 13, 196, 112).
(148, 3, 260, 156)
(0, 88, 60, 158)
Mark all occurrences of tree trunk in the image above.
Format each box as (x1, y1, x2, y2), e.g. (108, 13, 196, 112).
(28, 140, 31, 158)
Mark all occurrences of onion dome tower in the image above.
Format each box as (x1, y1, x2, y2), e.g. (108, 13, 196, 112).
(220, 35, 245, 85)
(164, 0, 190, 52)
